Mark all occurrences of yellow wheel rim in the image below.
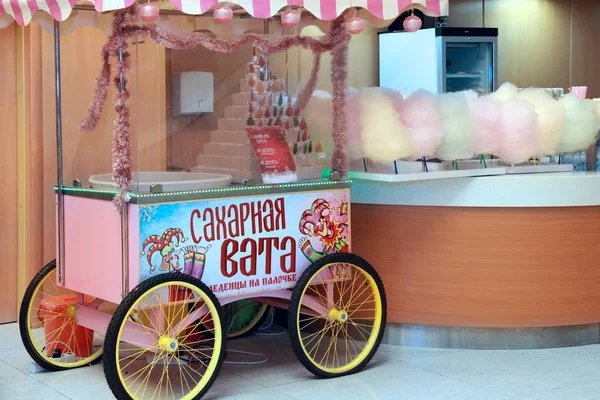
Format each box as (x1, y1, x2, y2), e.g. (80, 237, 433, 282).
(115, 281, 223, 400)
(296, 262, 383, 374)
(224, 301, 269, 338)
(24, 266, 104, 369)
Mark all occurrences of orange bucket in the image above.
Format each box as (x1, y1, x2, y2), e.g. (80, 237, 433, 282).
(39, 295, 94, 358)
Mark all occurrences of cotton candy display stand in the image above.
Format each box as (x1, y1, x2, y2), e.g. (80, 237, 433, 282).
(450, 159, 574, 174)
(347, 159, 505, 183)
(349, 156, 575, 183)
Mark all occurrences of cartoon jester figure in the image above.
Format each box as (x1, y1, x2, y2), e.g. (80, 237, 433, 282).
(141, 228, 185, 272)
(298, 198, 349, 263)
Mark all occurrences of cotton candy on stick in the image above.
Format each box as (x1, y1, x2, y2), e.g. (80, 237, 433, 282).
(400, 90, 443, 160)
(434, 91, 477, 161)
(381, 87, 404, 113)
(488, 82, 518, 102)
(469, 96, 502, 156)
(359, 87, 412, 163)
(496, 99, 539, 164)
(556, 93, 600, 153)
(516, 89, 565, 156)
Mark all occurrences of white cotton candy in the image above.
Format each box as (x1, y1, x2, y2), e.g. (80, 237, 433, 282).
(434, 91, 477, 160)
(516, 89, 565, 156)
(359, 87, 412, 163)
(489, 82, 519, 102)
(557, 93, 600, 153)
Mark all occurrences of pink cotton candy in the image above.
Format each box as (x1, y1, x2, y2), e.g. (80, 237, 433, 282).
(497, 99, 539, 164)
(399, 90, 443, 159)
(346, 87, 363, 160)
(470, 97, 502, 155)
(381, 87, 404, 114)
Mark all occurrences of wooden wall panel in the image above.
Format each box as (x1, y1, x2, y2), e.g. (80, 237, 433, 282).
(448, 0, 484, 28)
(352, 204, 600, 328)
(484, 0, 571, 89)
(0, 24, 19, 323)
(571, 0, 600, 98)
(25, 24, 44, 291)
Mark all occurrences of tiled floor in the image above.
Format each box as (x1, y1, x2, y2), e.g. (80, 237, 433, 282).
(3, 322, 600, 400)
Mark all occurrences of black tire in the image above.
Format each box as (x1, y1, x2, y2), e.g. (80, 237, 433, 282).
(19, 260, 103, 371)
(103, 273, 226, 400)
(288, 252, 387, 379)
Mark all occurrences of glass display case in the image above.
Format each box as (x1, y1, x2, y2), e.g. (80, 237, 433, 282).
(60, 12, 341, 195)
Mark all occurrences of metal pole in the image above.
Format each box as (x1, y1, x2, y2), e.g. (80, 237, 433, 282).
(264, 19, 270, 80)
(54, 20, 66, 284)
(118, 48, 129, 298)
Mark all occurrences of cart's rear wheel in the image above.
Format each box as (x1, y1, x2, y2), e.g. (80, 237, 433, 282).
(19, 260, 105, 371)
(288, 253, 387, 379)
(223, 301, 271, 339)
(103, 273, 225, 400)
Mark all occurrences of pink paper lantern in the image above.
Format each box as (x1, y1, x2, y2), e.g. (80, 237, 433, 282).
(214, 4, 233, 24)
(403, 15, 422, 32)
(138, 3, 159, 23)
(345, 17, 365, 35)
(281, 8, 301, 28)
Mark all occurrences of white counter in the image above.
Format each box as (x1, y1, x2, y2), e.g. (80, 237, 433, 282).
(351, 172, 600, 207)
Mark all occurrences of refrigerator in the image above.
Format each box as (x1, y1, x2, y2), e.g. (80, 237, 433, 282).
(379, 27, 498, 96)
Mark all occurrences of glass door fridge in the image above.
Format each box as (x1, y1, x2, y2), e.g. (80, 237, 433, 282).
(379, 27, 498, 96)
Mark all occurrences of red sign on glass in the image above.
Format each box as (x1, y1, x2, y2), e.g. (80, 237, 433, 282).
(246, 126, 298, 184)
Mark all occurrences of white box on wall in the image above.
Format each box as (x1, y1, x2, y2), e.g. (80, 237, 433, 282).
(172, 71, 214, 116)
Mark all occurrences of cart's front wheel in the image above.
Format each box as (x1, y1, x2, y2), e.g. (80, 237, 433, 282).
(288, 253, 387, 379)
(103, 273, 226, 400)
(19, 260, 105, 371)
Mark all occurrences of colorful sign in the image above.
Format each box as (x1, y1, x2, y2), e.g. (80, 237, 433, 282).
(247, 126, 298, 184)
(138, 189, 351, 297)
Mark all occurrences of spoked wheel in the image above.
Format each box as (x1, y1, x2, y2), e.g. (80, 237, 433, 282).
(223, 300, 271, 339)
(103, 273, 226, 400)
(288, 253, 387, 378)
(19, 260, 105, 371)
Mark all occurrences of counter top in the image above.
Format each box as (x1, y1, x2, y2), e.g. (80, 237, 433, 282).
(351, 172, 600, 207)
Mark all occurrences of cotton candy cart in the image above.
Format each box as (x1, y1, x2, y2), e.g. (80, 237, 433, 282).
(4, 1, 448, 399)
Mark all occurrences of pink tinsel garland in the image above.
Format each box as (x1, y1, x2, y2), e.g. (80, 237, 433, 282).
(329, 20, 349, 175)
(80, 8, 350, 209)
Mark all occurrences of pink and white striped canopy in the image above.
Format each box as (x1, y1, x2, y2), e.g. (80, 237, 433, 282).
(0, 0, 448, 26)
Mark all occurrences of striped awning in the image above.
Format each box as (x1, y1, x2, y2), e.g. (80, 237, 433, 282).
(0, 0, 448, 26)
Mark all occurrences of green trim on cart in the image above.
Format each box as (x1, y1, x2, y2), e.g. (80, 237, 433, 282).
(55, 179, 352, 204)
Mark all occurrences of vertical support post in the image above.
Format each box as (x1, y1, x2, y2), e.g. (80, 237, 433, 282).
(54, 21, 65, 284)
(118, 48, 129, 298)
(121, 203, 129, 298)
(263, 19, 270, 80)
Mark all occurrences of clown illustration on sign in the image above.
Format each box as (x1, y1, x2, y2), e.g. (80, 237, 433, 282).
(298, 198, 349, 263)
(141, 228, 186, 273)
(141, 228, 212, 280)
